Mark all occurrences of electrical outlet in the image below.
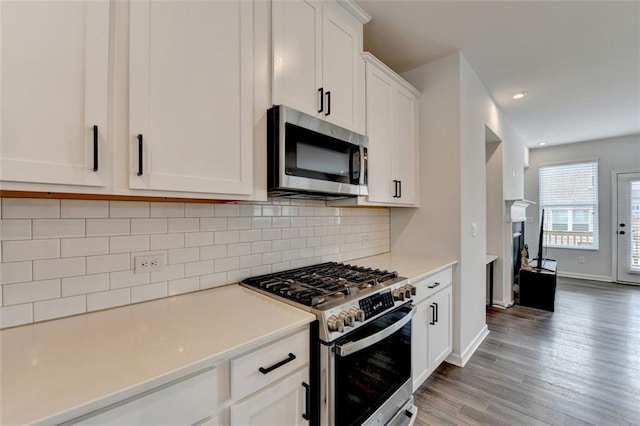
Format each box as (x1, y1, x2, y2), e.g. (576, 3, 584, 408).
(361, 235, 370, 244)
(135, 254, 166, 273)
(578, 256, 586, 264)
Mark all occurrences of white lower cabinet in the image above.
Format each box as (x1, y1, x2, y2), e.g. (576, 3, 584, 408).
(71, 366, 218, 425)
(411, 268, 453, 392)
(230, 367, 310, 425)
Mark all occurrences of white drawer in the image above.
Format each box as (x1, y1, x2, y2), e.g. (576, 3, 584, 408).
(412, 267, 453, 304)
(71, 367, 217, 425)
(231, 328, 309, 401)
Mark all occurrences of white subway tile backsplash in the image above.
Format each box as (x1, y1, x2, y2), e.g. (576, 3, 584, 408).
(215, 230, 239, 245)
(87, 253, 130, 274)
(110, 201, 150, 218)
(215, 204, 239, 217)
(168, 218, 199, 233)
(131, 282, 167, 303)
(200, 245, 227, 261)
(0, 219, 31, 241)
(33, 257, 85, 280)
(87, 288, 130, 312)
(3, 279, 60, 305)
(2, 198, 59, 219)
(0, 303, 33, 328)
(199, 272, 227, 290)
(33, 219, 85, 239)
(185, 203, 214, 217)
(0, 197, 390, 327)
(185, 232, 214, 247)
(168, 277, 199, 295)
(110, 269, 150, 289)
(62, 273, 109, 296)
(86, 219, 130, 237)
(131, 218, 168, 235)
(61, 237, 109, 257)
(150, 202, 184, 218)
(239, 229, 262, 243)
(2, 239, 60, 262)
(168, 247, 199, 265)
(200, 218, 227, 232)
(214, 256, 239, 272)
(34, 295, 85, 322)
(110, 235, 149, 254)
(0, 261, 32, 284)
(61, 200, 108, 218)
(185, 260, 214, 277)
(150, 233, 184, 250)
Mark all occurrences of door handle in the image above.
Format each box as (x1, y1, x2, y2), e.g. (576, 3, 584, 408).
(398, 180, 402, 198)
(92, 125, 99, 172)
(325, 91, 331, 116)
(318, 87, 324, 113)
(434, 302, 439, 323)
(302, 382, 311, 421)
(429, 304, 436, 325)
(619, 223, 626, 227)
(619, 230, 626, 235)
(137, 134, 144, 176)
(393, 180, 399, 198)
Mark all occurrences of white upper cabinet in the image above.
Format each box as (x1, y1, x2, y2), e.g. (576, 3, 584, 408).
(0, 1, 109, 187)
(129, 0, 253, 196)
(272, 0, 367, 133)
(364, 53, 420, 206)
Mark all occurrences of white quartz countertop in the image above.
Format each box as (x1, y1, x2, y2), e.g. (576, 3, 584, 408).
(0, 285, 315, 425)
(349, 252, 457, 283)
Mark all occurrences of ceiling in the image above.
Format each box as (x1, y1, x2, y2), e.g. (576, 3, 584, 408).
(356, 1, 640, 148)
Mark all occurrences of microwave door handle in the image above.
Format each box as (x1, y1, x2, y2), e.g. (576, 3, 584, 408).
(336, 307, 415, 357)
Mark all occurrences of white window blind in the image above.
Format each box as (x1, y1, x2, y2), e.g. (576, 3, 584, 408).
(539, 161, 599, 250)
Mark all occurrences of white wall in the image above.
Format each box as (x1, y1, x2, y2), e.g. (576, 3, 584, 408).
(524, 133, 640, 281)
(394, 52, 526, 365)
(0, 198, 390, 328)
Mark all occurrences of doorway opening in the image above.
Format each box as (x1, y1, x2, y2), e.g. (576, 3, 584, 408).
(614, 171, 640, 285)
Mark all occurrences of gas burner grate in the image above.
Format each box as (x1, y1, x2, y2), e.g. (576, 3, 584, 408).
(241, 262, 398, 307)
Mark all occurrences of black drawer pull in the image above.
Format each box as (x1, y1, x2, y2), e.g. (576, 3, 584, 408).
(92, 125, 99, 171)
(258, 352, 296, 374)
(427, 282, 441, 289)
(429, 304, 436, 325)
(137, 134, 144, 176)
(302, 382, 310, 421)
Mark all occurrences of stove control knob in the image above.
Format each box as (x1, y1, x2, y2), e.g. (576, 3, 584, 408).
(327, 315, 344, 333)
(349, 307, 365, 322)
(392, 289, 405, 301)
(339, 311, 355, 327)
(403, 285, 416, 298)
(409, 284, 417, 296)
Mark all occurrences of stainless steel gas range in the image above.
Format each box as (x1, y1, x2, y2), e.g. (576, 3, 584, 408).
(241, 262, 418, 426)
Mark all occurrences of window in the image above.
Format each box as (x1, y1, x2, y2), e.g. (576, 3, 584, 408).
(539, 161, 599, 249)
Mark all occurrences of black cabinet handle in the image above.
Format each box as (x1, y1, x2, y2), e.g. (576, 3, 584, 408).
(398, 180, 402, 198)
(258, 352, 296, 374)
(429, 304, 436, 325)
(427, 282, 441, 289)
(302, 382, 311, 421)
(393, 180, 399, 198)
(325, 91, 331, 116)
(92, 125, 99, 172)
(620, 230, 626, 235)
(619, 223, 626, 227)
(137, 134, 144, 176)
(318, 87, 324, 113)
(434, 302, 439, 323)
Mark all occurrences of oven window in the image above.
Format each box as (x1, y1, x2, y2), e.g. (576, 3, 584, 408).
(334, 307, 412, 426)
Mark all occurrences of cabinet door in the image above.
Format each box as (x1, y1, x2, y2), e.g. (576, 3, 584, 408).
(321, 1, 362, 132)
(129, 0, 253, 195)
(364, 65, 394, 204)
(230, 367, 310, 426)
(272, 0, 322, 118)
(428, 286, 452, 370)
(411, 300, 430, 392)
(392, 87, 418, 205)
(0, 1, 109, 187)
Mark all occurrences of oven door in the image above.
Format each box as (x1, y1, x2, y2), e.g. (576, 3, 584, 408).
(331, 303, 414, 426)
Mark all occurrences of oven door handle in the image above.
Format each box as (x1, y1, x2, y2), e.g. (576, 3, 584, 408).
(336, 307, 415, 357)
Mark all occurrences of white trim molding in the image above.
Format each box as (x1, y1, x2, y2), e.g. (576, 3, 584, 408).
(445, 325, 489, 367)
(557, 271, 613, 283)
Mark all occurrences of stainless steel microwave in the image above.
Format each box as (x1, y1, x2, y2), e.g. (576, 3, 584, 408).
(267, 105, 368, 199)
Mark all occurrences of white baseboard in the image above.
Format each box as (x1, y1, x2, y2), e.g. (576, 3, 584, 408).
(557, 271, 613, 282)
(445, 325, 489, 367)
(491, 299, 513, 309)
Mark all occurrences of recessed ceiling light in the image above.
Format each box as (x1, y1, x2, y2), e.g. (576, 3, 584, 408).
(538, 141, 547, 146)
(513, 91, 528, 100)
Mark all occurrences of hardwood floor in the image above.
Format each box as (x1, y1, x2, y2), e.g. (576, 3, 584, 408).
(415, 277, 640, 425)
